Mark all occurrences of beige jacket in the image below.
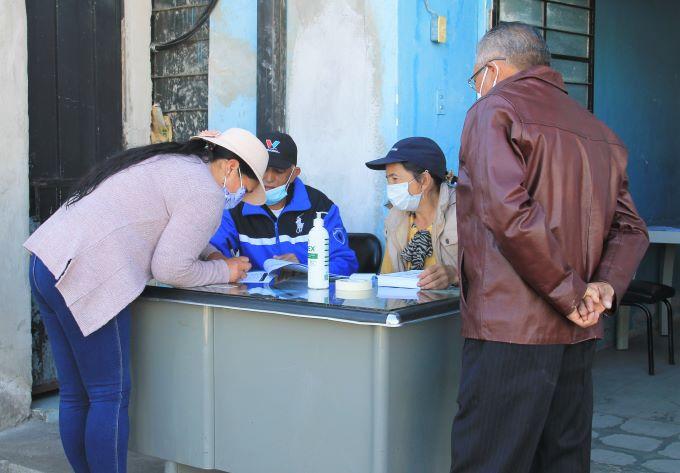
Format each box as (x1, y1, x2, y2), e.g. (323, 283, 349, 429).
(383, 183, 458, 273)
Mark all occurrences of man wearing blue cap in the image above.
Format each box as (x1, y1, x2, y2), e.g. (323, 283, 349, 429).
(366, 137, 458, 290)
(209, 132, 359, 276)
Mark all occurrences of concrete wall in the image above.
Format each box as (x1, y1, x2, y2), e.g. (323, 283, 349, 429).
(0, 1, 32, 430)
(123, 0, 152, 147)
(209, 1, 488, 236)
(208, 0, 258, 133)
(286, 0, 399, 235)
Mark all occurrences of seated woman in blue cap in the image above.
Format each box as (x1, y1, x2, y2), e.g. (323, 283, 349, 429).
(366, 137, 458, 290)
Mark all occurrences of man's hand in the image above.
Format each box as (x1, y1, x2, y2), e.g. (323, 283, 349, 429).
(577, 282, 615, 321)
(567, 308, 600, 328)
(418, 264, 458, 290)
(274, 253, 300, 264)
(567, 282, 615, 328)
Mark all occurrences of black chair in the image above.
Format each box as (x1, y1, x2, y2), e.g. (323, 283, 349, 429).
(620, 280, 675, 375)
(348, 233, 383, 274)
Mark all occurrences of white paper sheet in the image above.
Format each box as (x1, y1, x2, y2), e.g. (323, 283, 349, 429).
(377, 270, 423, 289)
(240, 271, 275, 284)
(263, 259, 308, 274)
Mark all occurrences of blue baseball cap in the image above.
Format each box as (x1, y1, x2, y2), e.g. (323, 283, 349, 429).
(365, 137, 447, 180)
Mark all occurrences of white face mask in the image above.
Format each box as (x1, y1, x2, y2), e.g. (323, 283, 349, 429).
(387, 178, 422, 212)
(476, 63, 499, 100)
(223, 167, 246, 210)
(265, 169, 295, 206)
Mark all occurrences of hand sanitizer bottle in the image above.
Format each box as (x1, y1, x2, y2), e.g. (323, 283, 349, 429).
(308, 211, 329, 289)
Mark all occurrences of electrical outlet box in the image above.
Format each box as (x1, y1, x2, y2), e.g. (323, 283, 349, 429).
(436, 89, 446, 115)
(430, 15, 447, 43)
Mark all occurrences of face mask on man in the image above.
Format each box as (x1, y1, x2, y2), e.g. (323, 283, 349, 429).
(223, 167, 246, 209)
(387, 178, 422, 212)
(265, 169, 295, 206)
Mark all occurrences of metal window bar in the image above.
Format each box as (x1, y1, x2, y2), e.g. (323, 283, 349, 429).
(151, 3, 211, 14)
(492, 0, 596, 111)
(151, 73, 209, 80)
(545, 0, 592, 11)
(534, 25, 593, 39)
(551, 53, 590, 63)
(151, 1, 211, 140)
(162, 108, 209, 113)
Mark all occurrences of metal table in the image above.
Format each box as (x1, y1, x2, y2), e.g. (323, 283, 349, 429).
(129, 277, 462, 473)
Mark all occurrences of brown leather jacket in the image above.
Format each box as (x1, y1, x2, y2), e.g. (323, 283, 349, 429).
(457, 66, 649, 345)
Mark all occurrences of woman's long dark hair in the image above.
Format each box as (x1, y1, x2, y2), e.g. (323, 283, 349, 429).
(66, 140, 257, 206)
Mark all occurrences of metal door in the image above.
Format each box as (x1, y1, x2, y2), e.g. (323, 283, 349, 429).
(26, 0, 124, 392)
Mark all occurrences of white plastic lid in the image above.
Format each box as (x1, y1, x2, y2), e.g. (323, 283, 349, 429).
(313, 211, 327, 227)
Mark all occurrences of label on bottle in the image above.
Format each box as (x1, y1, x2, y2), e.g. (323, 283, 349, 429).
(308, 236, 330, 288)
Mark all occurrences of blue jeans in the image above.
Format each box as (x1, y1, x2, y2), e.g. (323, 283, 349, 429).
(30, 255, 131, 473)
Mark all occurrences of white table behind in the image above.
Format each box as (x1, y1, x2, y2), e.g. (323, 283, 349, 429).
(616, 226, 679, 349)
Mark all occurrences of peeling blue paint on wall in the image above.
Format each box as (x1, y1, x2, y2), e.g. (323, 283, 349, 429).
(207, 1, 489, 234)
(397, 0, 485, 175)
(209, 1, 488, 172)
(208, 0, 258, 132)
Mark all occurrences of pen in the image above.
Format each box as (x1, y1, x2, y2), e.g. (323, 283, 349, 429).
(226, 240, 239, 257)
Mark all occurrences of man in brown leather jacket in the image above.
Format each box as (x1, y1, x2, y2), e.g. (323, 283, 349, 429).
(451, 22, 649, 472)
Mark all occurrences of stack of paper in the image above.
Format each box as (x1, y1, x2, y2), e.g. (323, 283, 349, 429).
(376, 270, 423, 289)
(376, 286, 421, 300)
(240, 258, 307, 285)
(263, 258, 308, 275)
(240, 271, 274, 284)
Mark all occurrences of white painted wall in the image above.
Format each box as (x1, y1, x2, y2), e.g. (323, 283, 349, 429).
(122, 0, 152, 147)
(209, 1, 398, 237)
(0, 1, 32, 431)
(286, 0, 398, 237)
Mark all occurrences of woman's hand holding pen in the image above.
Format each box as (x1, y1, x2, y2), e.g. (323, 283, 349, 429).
(207, 252, 251, 282)
(226, 257, 251, 282)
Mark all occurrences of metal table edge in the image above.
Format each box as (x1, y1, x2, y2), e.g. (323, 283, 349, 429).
(139, 285, 460, 327)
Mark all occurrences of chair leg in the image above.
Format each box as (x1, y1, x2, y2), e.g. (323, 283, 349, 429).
(632, 303, 655, 375)
(663, 299, 675, 365)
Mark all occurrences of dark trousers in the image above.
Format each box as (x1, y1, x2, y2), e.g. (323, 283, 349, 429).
(451, 338, 596, 473)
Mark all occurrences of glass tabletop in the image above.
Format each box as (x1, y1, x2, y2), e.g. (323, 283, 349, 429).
(168, 275, 460, 313)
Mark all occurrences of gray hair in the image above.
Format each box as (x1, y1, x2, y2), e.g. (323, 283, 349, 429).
(476, 22, 551, 70)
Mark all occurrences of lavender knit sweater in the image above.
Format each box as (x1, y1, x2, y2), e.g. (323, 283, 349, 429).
(24, 154, 230, 336)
